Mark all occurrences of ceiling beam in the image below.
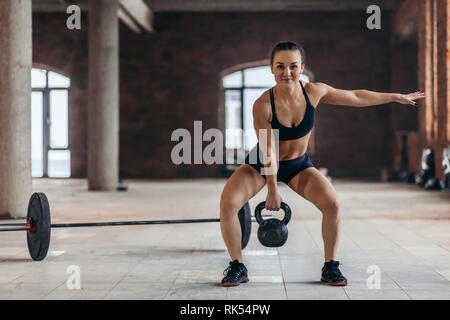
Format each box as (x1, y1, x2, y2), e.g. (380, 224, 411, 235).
(33, 0, 153, 33)
(118, 7, 142, 33)
(32, 1, 88, 12)
(119, 0, 154, 33)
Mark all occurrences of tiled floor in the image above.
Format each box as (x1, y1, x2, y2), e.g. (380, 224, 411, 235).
(0, 178, 449, 300)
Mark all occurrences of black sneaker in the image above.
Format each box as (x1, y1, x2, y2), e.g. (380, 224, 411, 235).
(321, 260, 348, 286)
(221, 260, 249, 287)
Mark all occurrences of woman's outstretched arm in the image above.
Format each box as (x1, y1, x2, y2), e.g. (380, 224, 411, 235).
(314, 82, 425, 107)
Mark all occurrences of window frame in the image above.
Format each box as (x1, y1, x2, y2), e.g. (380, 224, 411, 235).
(223, 70, 271, 151)
(31, 68, 71, 178)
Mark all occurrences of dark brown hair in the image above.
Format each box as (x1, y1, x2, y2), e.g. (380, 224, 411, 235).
(270, 41, 306, 66)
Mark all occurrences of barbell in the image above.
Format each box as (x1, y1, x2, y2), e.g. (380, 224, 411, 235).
(0, 193, 252, 261)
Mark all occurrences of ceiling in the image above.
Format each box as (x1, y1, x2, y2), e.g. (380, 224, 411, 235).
(33, 0, 405, 12)
(144, 0, 405, 11)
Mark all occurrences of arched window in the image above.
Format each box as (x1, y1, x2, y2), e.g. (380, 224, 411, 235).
(222, 64, 311, 164)
(31, 68, 71, 178)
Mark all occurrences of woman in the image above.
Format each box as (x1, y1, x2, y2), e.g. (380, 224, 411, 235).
(220, 41, 425, 287)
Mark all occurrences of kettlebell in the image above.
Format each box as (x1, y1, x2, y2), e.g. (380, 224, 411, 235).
(254, 201, 291, 247)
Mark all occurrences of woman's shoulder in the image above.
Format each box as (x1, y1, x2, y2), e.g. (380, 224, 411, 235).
(303, 81, 328, 94)
(253, 90, 272, 117)
(254, 89, 271, 108)
(303, 81, 328, 108)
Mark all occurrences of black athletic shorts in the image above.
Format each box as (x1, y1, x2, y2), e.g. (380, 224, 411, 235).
(244, 144, 314, 184)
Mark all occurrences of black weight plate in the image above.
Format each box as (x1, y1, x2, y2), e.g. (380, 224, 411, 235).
(238, 202, 251, 250)
(26, 193, 51, 261)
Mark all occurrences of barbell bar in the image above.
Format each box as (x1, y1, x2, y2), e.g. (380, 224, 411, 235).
(0, 218, 238, 231)
(0, 193, 252, 261)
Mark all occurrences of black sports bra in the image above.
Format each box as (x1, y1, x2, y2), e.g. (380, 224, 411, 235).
(269, 81, 315, 141)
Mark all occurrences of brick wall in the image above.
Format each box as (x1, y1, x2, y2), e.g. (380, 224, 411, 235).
(414, 0, 449, 180)
(391, 0, 420, 176)
(33, 10, 395, 178)
(33, 12, 88, 178)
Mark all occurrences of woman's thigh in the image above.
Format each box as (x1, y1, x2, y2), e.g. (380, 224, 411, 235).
(221, 164, 266, 211)
(287, 167, 339, 212)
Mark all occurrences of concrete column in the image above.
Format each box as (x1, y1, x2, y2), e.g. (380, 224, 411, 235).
(0, 0, 32, 218)
(88, 0, 119, 190)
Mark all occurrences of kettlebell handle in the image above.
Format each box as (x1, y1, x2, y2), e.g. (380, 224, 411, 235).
(254, 201, 291, 225)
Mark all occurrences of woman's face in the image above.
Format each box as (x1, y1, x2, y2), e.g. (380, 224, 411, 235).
(271, 50, 304, 86)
